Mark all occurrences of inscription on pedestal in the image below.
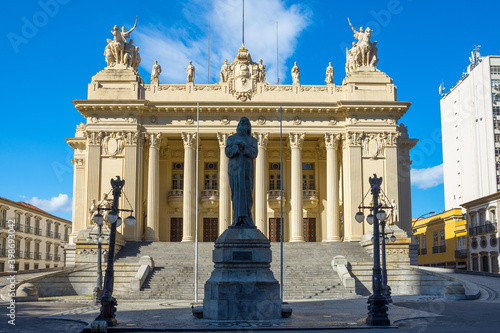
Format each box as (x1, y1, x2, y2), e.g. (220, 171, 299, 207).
(233, 251, 252, 261)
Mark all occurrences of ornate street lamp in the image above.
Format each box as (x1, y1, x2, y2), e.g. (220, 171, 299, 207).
(90, 176, 136, 330)
(87, 213, 109, 302)
(355, 174, 390, 326)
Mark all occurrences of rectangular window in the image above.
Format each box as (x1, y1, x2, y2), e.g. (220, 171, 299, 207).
(172, 163, 184, 190)
(433, 232, 438, 247)
(415, 235, 420, 247)
(440, 230, 445, 245)
(491, 66, 500, 75)
(302, 163, 315, 190)
(269, 163, 281, 191)
(422, 234, 426, 249)
(204, 162, 218, 190)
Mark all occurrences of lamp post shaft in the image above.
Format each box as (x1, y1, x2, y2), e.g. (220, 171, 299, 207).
(96, 177, 124, 326)
(380, 221, 387, 294)
(97, 224, 103, 290)
(366, 174, 390, 326)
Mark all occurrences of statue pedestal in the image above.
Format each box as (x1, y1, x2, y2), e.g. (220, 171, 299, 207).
(202, 226, 283, 320)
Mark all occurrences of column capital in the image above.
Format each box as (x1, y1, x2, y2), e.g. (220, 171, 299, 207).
(124, 131, 140, 145)
(217, 132, 232, 148)
(289, 133, 305, 149)
(342, 132, 362, 149)
(325, 133, 341, 149)
(147, 133, 162, 149)
(182, 132, 197, 148)
(86, 131, 105, 145)
(384, 131, 401, 147)
(253, 132, 269, 148)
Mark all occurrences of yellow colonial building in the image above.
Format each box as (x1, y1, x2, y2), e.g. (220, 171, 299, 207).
(413, 209, 468, 269)
(66, 21, 417, 260)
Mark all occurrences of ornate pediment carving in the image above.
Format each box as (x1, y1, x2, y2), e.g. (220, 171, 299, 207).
(225, 45, 266, 102)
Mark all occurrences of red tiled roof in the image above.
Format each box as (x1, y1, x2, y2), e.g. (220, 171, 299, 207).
(0, 196, 71, 223)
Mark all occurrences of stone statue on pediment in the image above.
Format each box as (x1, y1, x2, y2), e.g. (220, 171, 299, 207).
(220, 59, 229, 82)
(186, 61, 195, 83)
(292, 61, 300, 84)
(151, 60, 161, 84)
(325, 62, 334, 84)
(104, 17, 141, 72)
(346, 18, 378, 73)
(257, 59, 266, 83)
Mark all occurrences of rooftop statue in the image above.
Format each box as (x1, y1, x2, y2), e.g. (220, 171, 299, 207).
(325, 62, 334, 84)
(104, 17, 141, 72)
(345, 18, 378, 74)
(225, 117, 258, 227)
(186, 61, 195, 83)
(151, 60, 161, 84)
(220, 59, 229, 82)
(291, 61, 300, 84)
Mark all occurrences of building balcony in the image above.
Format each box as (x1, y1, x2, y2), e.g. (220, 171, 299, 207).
(46, 253, 53, 261)
(303, 190, 319, 209)
(25, 226, 33, 234)
(0, 249, 7, 257)
(54, 254, 61, 261)
(267, 190, 286, 210)
(455, 249, 467, 259)
(64, 234, 69, 242)
(167, 189, 183, 212)
(469, 223, 497, 236)
(15, 250, 23, 258)
(25, 251, 33, 259)
(421, 248, 427, 255)
(46, 231, 54, 238)
(34, 252, 42, 260)
(35, 227, 42, 236)
(432, 245, 446, 254)
(15, 223, 23, 232)
(55, 232, 61, 239)
(200, 189, 219, 212)
(0, 219, 7, 228)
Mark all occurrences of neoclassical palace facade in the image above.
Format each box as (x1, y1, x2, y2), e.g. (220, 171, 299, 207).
(68, 31, 417, 246)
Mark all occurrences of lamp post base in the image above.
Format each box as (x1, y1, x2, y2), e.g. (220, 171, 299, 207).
(366, 294, 390, 326)
(94, 297, 118, 327)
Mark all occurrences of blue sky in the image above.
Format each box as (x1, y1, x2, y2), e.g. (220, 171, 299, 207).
(1, 0, 499, 221)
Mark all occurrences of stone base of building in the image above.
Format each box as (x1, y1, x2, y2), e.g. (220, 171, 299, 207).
(74, 225, 126, 264)
(360, 224, 418, 266)
(202, 226, 283, 320)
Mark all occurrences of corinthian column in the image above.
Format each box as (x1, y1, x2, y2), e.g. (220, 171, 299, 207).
(253, 132, 269, 235)
(146, 133, 161, 241)
(182, 132, 197, 242)
(289, 133, 305, 242)
(217, 133, 231, 235)
(325, 133, 340, 242)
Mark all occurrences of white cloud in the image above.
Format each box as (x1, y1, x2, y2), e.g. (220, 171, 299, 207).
(411, 164, 444, 190)
(28, 194, 72, 213)
(134, 0, 311, 84)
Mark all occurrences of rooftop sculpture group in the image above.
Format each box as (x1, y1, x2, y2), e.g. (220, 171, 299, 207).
(345, 18, 379, 73)
(104, 17, 141, 72)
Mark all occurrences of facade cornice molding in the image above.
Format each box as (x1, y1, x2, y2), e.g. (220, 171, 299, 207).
(0, 198, 71, 225)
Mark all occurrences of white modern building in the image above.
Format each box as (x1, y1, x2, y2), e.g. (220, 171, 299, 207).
(0, 197, 72, 272)
(441, 50, 500, 210)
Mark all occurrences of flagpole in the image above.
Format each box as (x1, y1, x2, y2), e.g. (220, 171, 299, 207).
(280, 106, 283, 303)
(194, 102, 200, 303)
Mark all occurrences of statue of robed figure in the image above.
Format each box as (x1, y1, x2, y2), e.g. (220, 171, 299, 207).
(225, 117, 258, 227)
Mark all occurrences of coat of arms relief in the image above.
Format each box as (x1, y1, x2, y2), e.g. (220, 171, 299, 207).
(220, 45, 267, 102)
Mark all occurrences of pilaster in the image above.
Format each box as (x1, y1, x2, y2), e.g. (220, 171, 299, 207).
(182, 132, 197, 242)
(253, 132, 269, 236)
(289, 133, 305, 242)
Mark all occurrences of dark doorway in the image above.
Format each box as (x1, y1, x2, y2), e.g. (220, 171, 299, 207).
(203, 218, 218, 242)
(303, 218, 316, 242)
(170, 218, 183, 242)
(269, 218, 282, 242)
(482, 255, 490, 272)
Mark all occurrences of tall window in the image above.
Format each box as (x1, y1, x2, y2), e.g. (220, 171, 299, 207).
(172, 163, 184, 190)
(479, 211, 486, 225)
(204, 163, 218, 190)
(302, 163, 315, 190)
(15, 212, 21, 229)
(35, 218, 41, 235)
(490, 210, 496, 224)
(440, 230, 445, 246)
(25, 215, 31, 233)
(433, 232, 438, 247)
(415, 235, 420, 247)
(422, 234, 426, 249)
(0, 209, 6, 223)
(269, 163, 281, 190)
(46, 221, 52, 237)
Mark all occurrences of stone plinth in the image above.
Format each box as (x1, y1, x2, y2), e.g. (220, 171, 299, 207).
(202, 226, 282, 320)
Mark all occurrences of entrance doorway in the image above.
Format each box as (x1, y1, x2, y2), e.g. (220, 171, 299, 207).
(170, 218, 183, 242)
(203, 218, 218, 242)
(482, 255, 490, 272)
(303, 218, 316, 242)
(269, 218, 282, 242)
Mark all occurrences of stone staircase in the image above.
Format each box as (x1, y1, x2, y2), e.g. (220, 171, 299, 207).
(114, 241, 373, 300)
